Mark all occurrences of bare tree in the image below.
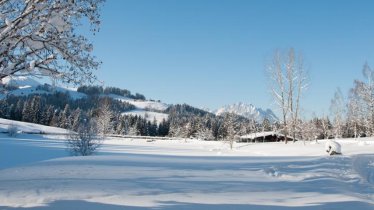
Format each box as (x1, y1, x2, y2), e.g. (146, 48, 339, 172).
(249, 112, 260, 142)
(267, 48, 308, 143)
(319, 115, 332, 140)
(301, 119, 319, 144)
(196, 127, 214, 141)
(127, 125, 138, 136)
(351, 63, 374, 137)
(223, 113, 237, 150)
(67, 121, 102, 156)
(96, 98, 113, 137)
(330, 88, 345, 139)
(0, 0, 104, 86)
(347, 89, 361, 138)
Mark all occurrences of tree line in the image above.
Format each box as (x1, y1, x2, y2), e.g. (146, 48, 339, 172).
(77, 85, 146, 100)
(328, 63, 374, 139)
(0, 92, 275, 139)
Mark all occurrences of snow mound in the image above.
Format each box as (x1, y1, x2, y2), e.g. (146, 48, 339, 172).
(325, 140, 342, 155)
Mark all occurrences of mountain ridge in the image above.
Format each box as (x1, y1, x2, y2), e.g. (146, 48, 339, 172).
(214, 102, 278, 122)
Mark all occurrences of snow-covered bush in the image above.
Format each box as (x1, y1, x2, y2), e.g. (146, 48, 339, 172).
(67, 122, 102, 156)
(325, 140, 342, 155)
(7, 124, 19, 137)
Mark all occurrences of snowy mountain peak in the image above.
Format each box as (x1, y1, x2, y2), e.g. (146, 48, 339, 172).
(215, 102, 278, 122)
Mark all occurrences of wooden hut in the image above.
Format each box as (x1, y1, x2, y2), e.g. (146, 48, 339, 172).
(239, 131, 296, 143)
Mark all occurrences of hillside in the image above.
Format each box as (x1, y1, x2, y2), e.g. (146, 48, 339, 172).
(0, 76, 170, 123)
(0, 76, 86, 100)
(110, 94, 169, 122)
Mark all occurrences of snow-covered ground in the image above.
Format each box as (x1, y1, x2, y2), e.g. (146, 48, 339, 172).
(0, 119, 374, 209)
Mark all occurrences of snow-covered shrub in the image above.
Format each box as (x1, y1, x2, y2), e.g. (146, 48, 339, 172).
(7, 124, 18, 137)
(325, 140, 342, 155)
(67, 122, 102, 156)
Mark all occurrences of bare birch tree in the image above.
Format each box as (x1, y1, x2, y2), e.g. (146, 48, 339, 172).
(223, 113, 236, 150)
(96, 98, 113, 137)
(320, 115, 332, 139)
(347, 89, 361, 138)
(330, 88, 345, 139)
(351, 63, 374, 136)
(267, 48, 308, 143)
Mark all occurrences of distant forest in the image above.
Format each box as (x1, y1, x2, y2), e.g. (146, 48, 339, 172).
(0, 85, 271, 139)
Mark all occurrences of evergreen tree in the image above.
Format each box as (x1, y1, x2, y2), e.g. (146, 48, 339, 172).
(60, 104, 71, 129)
(22, 100, 32, 122)
(41, 105, 54, 125)
(50, 109, 60, 127)
(14, 100, 23, 121)
(158, 119, 170, 136)
(71, 108, 82, 131)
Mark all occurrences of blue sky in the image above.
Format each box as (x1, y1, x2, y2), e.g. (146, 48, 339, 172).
(87, 0, 374, 117)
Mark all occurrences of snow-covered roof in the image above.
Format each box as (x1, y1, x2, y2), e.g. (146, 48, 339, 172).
(240, 131, 301, 141)
(240, 131, 281, 139)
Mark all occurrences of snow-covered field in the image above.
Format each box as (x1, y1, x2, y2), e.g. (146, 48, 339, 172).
(0, 120, 374, 209)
